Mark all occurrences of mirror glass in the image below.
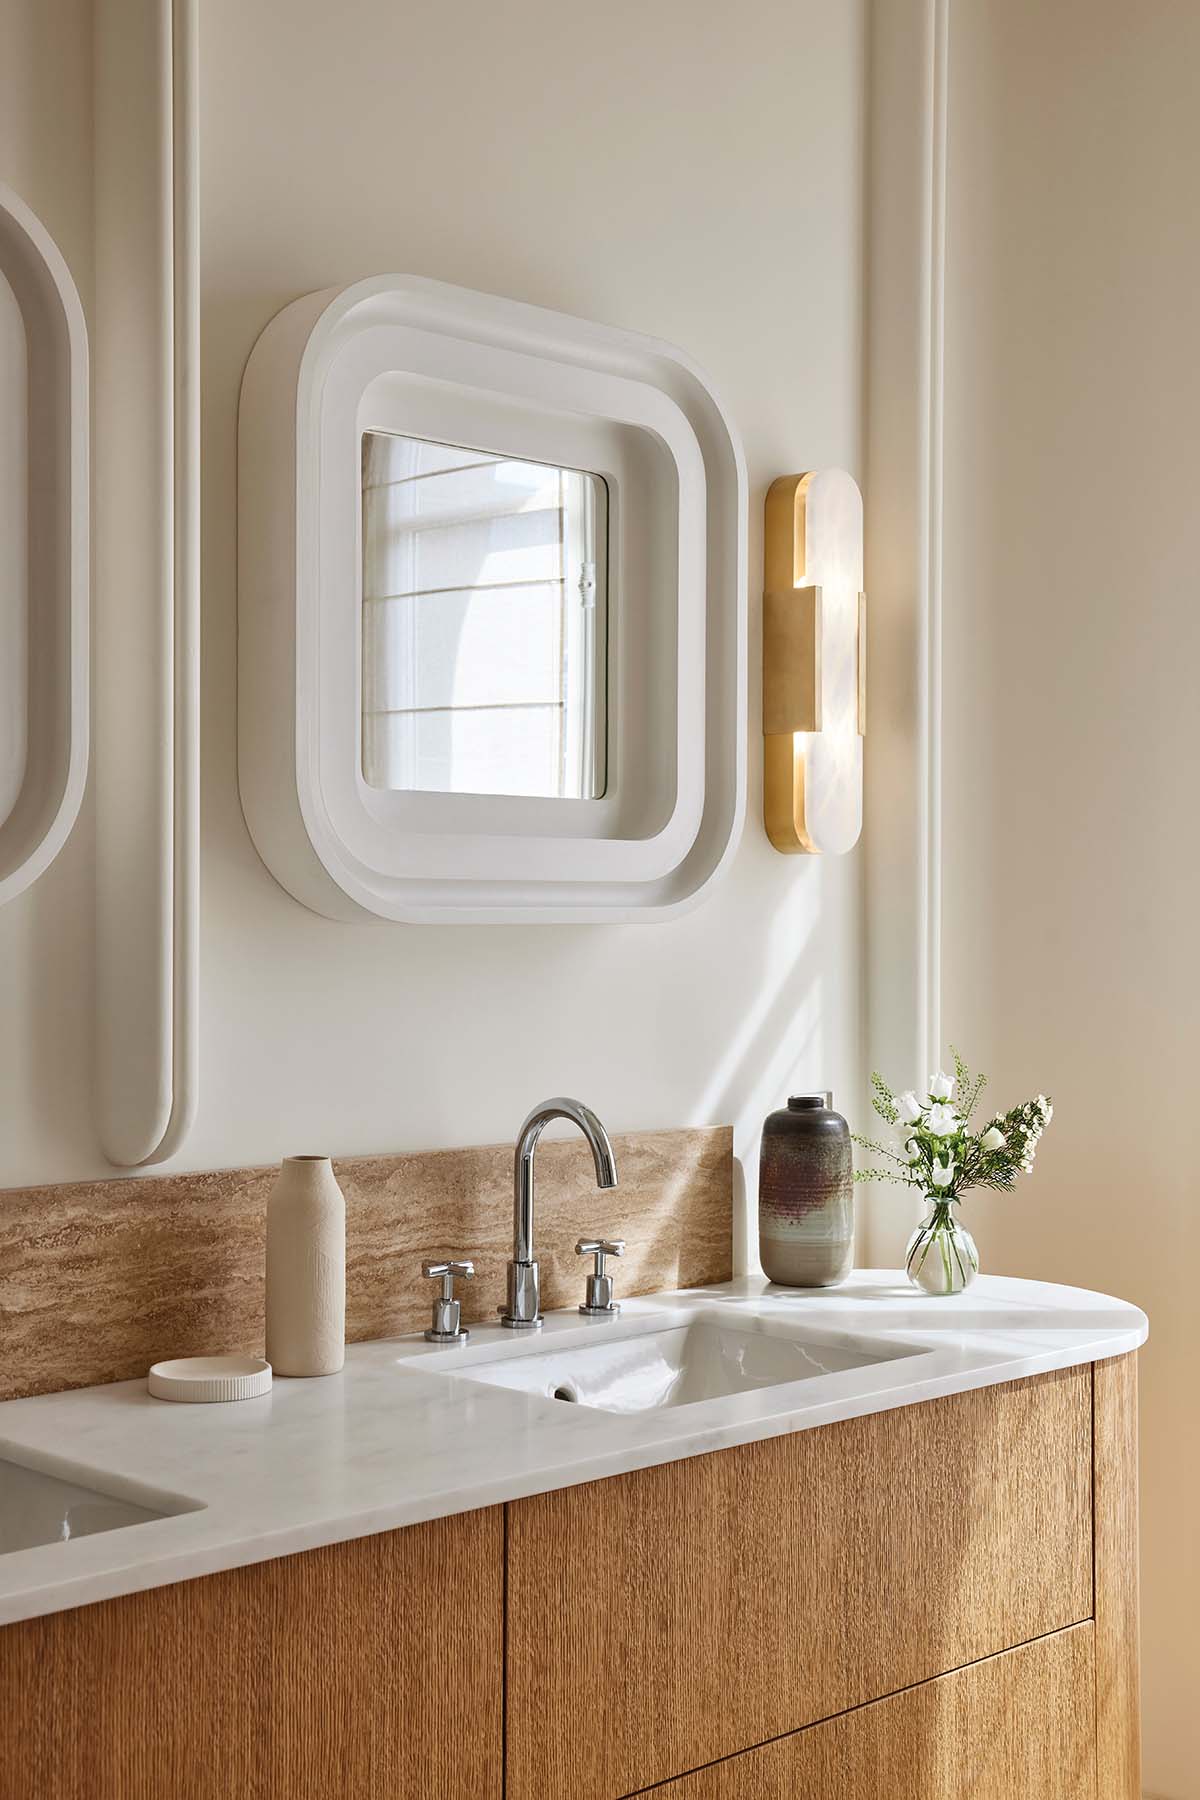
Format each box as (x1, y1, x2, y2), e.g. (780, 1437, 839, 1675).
(361, 431, 608, 799)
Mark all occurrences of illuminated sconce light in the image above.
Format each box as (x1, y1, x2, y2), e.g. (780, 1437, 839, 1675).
(762, 468, 865, 854)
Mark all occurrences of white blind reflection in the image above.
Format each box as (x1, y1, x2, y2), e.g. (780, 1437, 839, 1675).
(361, 432, 606, 799)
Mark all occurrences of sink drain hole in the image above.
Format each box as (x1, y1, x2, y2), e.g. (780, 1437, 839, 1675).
(552, 1385, 578, 1403)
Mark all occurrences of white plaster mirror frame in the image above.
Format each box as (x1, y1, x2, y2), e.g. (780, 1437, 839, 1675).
(239, 275, 746, 924)
(0, 182, 89, 907)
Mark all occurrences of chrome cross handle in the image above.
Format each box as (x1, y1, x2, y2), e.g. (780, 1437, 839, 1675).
(422, 1259, 474, 1343)
(576, 1237, 625, 1317)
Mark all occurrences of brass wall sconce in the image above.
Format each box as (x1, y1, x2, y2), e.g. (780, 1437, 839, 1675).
(762, 468, 865, 854)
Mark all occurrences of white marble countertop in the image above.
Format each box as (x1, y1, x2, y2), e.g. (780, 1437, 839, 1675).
(0, 1271, 1146, 1626)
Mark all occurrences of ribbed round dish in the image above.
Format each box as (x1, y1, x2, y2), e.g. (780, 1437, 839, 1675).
(147, 1356, 272, 1404)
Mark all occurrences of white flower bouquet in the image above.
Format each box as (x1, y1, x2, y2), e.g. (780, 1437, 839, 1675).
(854, 1049, 1053, 1293)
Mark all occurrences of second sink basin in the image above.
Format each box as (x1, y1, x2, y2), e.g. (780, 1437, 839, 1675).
(1, 1458, 166, 1555)
(445, 1310, 921, 1415)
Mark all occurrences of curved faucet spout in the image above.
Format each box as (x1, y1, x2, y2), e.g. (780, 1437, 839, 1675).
(503, 1097, 618, 1329)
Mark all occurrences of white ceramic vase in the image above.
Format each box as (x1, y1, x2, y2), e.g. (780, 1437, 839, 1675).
(265, 1156, 346, 1375)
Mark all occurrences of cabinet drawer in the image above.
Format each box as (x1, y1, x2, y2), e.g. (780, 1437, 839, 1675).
(506, 1367, 1092, 1800)
(650, 1624, 1096, 1799)
(0, 1510, 504, 1800)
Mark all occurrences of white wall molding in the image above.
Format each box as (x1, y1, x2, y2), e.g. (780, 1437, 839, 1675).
(0, 183, 89, 907)
(94, 0, 199, 1166)
(863, 0, 949, 1253)
(925, 0, 949, 1081)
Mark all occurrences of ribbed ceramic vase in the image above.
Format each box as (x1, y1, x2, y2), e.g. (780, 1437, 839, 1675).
(758, 1094, 854, 1288)
(265, 1156, 346, 1376)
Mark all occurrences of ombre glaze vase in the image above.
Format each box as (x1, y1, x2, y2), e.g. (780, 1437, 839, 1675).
(758, 1094, 854, 1288)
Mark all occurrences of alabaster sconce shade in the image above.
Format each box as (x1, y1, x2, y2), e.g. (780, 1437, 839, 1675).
(762, 468, 864, 855)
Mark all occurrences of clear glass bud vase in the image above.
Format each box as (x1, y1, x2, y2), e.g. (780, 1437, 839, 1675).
(905, 1199, 979, 1295)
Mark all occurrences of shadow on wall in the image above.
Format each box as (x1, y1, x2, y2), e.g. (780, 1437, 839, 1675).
(682, 870, 826, 1274)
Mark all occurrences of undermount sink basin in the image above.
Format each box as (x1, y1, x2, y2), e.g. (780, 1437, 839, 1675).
(0, 1456, 183, 1556)
(447, 1312, 921, 1415)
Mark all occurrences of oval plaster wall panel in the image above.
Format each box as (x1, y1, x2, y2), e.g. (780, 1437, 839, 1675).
(0, 183, 88, 906)
(238, 274, 746, 923)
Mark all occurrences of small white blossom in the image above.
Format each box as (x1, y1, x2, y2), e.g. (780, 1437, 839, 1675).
(905, 1138, 920, 1161)
(924, 1103, 959, 1137)
(931, 1156, 956, 1189)
(898, 1091, 923, 1124)
(980, 1126, 1006, 1151)
(929, 1070, 955, 1101)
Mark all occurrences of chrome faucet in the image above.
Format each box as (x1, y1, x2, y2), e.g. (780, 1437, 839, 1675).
(500, 1097, 618, 1329)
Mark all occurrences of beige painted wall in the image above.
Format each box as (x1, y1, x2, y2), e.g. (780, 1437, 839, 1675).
(934, 1, 1196, 1791)
(3, 1, 1187, 1784)
(0, 0, 868, 1282)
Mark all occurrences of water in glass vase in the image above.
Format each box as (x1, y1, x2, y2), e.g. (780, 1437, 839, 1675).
(905, 1200, 979, 1295)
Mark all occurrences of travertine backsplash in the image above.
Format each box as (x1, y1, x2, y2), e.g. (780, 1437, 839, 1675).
(0, 1127, 732, 1402)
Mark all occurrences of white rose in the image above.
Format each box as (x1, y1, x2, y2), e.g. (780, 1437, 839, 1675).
(924, 1103, 959, 1137)
(980, 1126, 1006, 1151)
(929, 1070, 954, 1101)
(931, 1155, 956, 1189)
(898, 1091, 923, 1124)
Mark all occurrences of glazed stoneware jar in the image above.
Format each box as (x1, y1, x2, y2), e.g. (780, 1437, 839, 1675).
(758, 1093, 854, 1288)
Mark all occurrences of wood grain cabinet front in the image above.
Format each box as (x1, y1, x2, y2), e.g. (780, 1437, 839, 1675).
(505, 1367, 1094, 1800)
(0, 1356, 1139, 1800)
(648, 1624, 1098, 1800)
(0, 1509, 504, 1800)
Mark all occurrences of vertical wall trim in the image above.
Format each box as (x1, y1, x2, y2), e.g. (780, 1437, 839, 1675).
(94, 0, 199, 1166)
(162, 0, 201, 1163)
(924, 0, 949, 1079)
(0, 185, 89, 905)
(863, 0, 949, 1257)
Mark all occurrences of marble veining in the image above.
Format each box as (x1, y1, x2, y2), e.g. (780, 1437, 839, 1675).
(0, 1273, 1146, 1627)
(0, 1128, 732, 1402)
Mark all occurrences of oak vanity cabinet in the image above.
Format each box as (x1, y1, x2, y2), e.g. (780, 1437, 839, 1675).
(506, 1357, 1139, 1800)
(0, 1511, 504, 1800)
(0, 1358, 1138, 1800)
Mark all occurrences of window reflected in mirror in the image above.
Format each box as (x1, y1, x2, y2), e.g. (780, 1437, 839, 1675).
(361, 431, 608, 799)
